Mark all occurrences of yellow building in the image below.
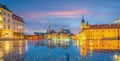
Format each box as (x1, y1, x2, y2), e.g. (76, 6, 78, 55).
(0, 3, 24, 39)
(78, 17, 120, 50)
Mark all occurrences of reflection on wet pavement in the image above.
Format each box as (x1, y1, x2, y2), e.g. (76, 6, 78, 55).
(0, 40, 119, 61)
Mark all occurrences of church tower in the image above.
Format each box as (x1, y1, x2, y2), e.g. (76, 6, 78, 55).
(80, 16, 86, 32)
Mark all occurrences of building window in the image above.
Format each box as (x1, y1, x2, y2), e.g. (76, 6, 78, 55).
(14, 27, 15, 30)
(102, 30, 104, 32)
(103, 35, 104, 37)
(8, 19, 10, 23)
(96, 30, 98, 32)
(17, 22, 18, 25)
(8, 26, 10, 30)
(20, 28, 21, 32)
(4, 25, 6, 29)
(13, 21, 15, 24)
(13, 15, 15, 18)
(8, 14, 10, 17)
(102, 45, 104, 47)
(4, 18, 6, 22)
(2, 12, 6, 15)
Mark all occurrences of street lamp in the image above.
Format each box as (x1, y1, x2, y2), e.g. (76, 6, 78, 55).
(115, 18, 120, 50)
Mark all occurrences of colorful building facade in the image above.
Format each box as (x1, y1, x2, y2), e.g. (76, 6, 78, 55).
(0, 3, 24, 39)
(78, 17, 120, 50)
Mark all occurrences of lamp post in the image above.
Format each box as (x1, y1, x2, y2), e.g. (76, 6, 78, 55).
(115, 18, 120, 50)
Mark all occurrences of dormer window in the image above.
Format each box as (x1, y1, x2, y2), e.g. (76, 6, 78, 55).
(2, 12, 6, 15)
(8, 19, 10, 23)
(8, 14, 10, 17)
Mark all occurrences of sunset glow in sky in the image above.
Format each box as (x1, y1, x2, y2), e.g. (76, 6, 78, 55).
(1, 0, 120, 34)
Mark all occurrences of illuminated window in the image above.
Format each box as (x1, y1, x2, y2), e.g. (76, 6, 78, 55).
(8, 14, 10, 17)
(103, 35, 104, 37)
(102, 45, 104, 47)
(102, 30, 104, 32)
(108, 45, 110, 47)
(8, 26, 10, 30)
(96, 30, 98, 32)
(4, 25, 6, 29)
(96, 45, 98, 47)
(2, 12, 6, 15)
(4, 18, 6, 22)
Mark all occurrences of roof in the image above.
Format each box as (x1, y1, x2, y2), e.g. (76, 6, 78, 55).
(47, 30, 56, 33)
(63, 29, 71, 34)
(89, 24, 119, 29)
(12, 14, 24, 23)
(81, 24, 119, 32)
(0, 3, 12, 12)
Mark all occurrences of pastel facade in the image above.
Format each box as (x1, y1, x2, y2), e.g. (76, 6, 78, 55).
(0, 3, 24, 39)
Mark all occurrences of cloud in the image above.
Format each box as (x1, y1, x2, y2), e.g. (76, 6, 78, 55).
(49, 10, 90, 15)
(23, 10, 90, 34)
(23, 10, 91, 19)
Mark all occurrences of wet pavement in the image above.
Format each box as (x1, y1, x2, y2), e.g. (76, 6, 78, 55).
(0, 40, 119, 61)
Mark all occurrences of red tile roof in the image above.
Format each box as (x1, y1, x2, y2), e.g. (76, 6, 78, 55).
(89, 24, 119, 29)
(82, 24, 119, 31)
(12, 14, 24, 23)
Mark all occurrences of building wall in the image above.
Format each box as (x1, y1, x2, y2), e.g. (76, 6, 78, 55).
(78, 19, 120, 50)
(79, 28, 120, 40)
(12, 14, 24, 39)
(0, 7, 13, 38)
(12, 19, 24, 33)
(0, 6, 24, 39)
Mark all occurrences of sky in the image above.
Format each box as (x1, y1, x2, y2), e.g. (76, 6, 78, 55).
(0, 0, 120, 34)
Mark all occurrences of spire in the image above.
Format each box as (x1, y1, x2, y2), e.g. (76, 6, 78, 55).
(81, 16, 85, 23)
(86, 21, 89, 26)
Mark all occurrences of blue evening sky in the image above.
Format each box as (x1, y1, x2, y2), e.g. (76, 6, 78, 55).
(0, 0, 120, 34)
